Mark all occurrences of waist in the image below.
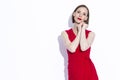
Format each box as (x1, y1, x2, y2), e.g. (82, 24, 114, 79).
(68, 54, 91, 62)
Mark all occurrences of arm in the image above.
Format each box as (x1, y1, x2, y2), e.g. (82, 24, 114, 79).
(61, 30, 81, 53)
(80, 27, 95, 51)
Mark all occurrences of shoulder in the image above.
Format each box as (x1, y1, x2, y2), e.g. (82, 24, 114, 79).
(61, 29, 71, 41)
(86, 29, 95, 38)
(61, 30, 68, 39)
(61, 31, 67, 37)
(61, 28, 72, 36)
(89, 32, 95, 40)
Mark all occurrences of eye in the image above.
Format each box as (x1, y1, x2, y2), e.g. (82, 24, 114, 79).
(83, 13, 86, 16)
(77, 11, 81, 13)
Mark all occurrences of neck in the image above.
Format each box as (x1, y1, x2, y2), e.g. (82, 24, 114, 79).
(74, 23, 80, 31)
(72, 23, 78, 35)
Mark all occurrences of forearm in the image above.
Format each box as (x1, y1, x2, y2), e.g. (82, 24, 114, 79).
(69, 30, 81, 52)
(80, 28, 89, 51)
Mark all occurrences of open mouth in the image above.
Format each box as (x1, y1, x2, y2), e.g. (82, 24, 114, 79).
(77, 18, 81, 20)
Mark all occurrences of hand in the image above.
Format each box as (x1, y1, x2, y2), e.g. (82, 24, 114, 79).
(82, 23, 88, 29)
(77, 22, 83, 31)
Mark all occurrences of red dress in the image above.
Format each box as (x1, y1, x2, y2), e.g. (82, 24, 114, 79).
(66, 29, 98, 80)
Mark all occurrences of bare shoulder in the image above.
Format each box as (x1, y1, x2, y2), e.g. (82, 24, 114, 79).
(61, 31, 66, 35)
(88, 31, 95, 38)
(61, 31, 68, 37)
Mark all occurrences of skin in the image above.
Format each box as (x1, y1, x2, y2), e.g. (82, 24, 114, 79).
(61, 7, 95, 53)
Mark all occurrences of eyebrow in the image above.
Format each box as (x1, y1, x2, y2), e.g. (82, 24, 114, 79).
(77, 10, 87, 14)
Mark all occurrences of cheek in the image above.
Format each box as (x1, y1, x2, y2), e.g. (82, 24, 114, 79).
(74, 15, 78, 20)
(75, 13, 79, 17)
(85, 16, 88, 20)
(83, 16, 87, 20)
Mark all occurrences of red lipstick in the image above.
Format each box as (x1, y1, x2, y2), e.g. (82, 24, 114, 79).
(78, 18, 81, 20)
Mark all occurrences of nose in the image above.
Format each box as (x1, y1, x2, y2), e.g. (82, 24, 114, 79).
(79, 13, 82, 17)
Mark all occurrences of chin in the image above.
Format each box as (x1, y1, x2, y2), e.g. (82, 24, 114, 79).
(75, 21, 82, 24)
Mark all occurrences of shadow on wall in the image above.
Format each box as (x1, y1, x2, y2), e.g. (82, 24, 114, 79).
(58, 35, 68, 80)
(58, 14, 73, 80)
(68, 14, 74, 28)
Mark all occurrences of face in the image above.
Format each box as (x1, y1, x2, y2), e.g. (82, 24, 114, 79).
(73, 7, 88, 24)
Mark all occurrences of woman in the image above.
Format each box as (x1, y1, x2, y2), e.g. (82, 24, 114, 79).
(61, 4, 99, 80)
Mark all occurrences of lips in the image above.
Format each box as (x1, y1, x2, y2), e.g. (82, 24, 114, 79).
(77, 18, 81, 20)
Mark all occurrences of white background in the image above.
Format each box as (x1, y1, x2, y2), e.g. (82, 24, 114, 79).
(0, 0, 120, 80)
